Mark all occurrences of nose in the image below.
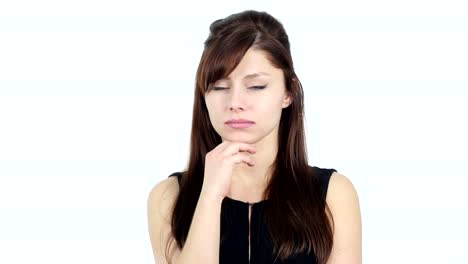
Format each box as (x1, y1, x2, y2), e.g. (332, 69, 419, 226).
(228, 88, 246, 112)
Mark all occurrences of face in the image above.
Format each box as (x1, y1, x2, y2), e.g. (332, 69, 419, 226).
(204, 47, 292, 144)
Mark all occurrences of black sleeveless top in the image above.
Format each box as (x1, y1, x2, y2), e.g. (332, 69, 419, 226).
(168, 165, 337, 264)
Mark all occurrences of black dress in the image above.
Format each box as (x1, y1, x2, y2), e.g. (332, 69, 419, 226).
(168, 165, 337, 264)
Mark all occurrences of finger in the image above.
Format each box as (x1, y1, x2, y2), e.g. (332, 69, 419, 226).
(222, 143, 256, 157)
(227, 152, 255, 166)
(210, 140, 232, 155)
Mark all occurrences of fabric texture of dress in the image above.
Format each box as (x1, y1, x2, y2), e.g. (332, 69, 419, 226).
(168, 165, 337, 264)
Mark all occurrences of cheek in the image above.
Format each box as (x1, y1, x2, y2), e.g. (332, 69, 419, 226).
(255, 101, 283, 126)
(205, 99, 220, 117)
(258, 97, 284, 113)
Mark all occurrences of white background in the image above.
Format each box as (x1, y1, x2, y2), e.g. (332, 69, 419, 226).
(1, 0, 467, 263)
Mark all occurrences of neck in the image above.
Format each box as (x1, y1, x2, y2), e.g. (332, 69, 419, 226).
(230, 136, 278, 197)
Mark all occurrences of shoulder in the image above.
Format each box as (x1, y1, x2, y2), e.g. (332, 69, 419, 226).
(147, 174, 180, 230)
(147, 174, 181, 263)
(327, 171, 359, 203)
(147, 175, 180, 213)
(326, 171, 362, 263)
(326, 171, 360, 220)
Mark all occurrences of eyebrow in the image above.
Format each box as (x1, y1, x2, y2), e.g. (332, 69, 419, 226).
(219, 72, 270, 81)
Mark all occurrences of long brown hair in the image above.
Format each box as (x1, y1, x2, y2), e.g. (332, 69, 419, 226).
(167, 10, 334, 263)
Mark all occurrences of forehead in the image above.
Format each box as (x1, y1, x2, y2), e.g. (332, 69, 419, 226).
(218, 48, 281, 81)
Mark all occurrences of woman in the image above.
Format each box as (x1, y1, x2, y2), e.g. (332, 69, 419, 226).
(148, 10, 361, 264)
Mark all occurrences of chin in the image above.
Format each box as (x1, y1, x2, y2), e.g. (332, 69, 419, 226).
(221, 134, 257, 144)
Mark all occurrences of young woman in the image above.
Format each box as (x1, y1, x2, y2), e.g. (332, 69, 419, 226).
(148, 10, 361, 264)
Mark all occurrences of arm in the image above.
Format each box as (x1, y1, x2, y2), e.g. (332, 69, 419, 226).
(147, 177, 181, 263)
(326, 172, 362, 264)
(176, 191, 223, 264)
(147, 177, 223, 264)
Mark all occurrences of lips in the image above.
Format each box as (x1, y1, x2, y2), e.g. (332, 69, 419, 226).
(225, 119, 255, 129)
(225, 119, 255, 124)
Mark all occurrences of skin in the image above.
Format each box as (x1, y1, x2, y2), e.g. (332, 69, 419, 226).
(204, 47, 292, 202)
(148, 46, 362, 263)
(204, 47, 362, 262)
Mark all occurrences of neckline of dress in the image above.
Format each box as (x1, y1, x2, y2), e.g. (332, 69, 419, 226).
(224, 196, 268, 206)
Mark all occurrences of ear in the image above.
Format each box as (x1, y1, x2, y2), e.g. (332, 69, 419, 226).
(282, 77, 296, 108)
(282, 90, 292, 108)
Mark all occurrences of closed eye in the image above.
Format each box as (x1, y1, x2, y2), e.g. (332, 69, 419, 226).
(250, 85, 266, 90)
(212, 85, 266, 91)
(212, 86, 227, 91)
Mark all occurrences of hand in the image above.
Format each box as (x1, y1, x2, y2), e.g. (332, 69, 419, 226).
(200, 141, 257, 202)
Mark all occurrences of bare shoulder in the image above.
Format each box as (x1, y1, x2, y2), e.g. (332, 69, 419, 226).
(327, 171, 359, 203)
(147, 176, 181, 263)
(147, 176, 180, 217)
(326, 171, 360, 220)
(326, 171, 362, 264)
